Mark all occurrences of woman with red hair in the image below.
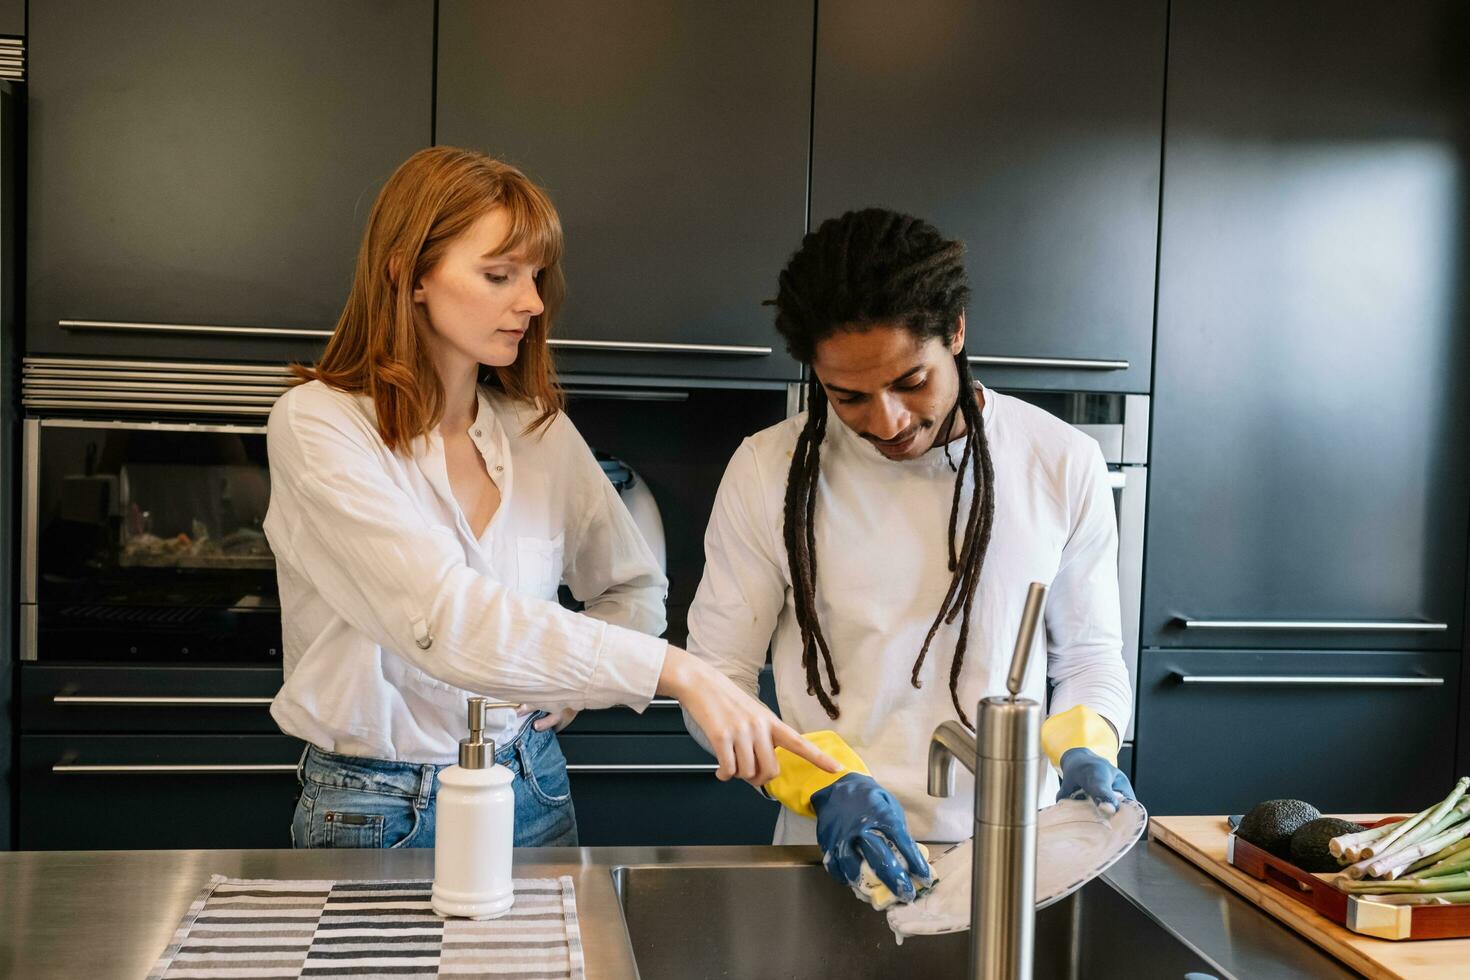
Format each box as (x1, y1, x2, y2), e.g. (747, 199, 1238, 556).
(265, 146, 836, 848)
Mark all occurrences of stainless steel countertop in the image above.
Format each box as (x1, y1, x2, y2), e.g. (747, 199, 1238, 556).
(0, 840, 1358, 979)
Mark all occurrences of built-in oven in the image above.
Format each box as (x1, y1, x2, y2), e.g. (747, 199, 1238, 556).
(20, 411, 280, 664)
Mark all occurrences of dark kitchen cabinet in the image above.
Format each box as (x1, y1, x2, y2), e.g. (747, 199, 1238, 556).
(19, 733, 303, 848)
(560, 734, 779, 846)
(1133, 650, 1459, 817)
(435, 0, 810, 382)
(20, 664, 283, 733)
(25, 0, 433, 362)
(0, 1, 21, 38)
(1143, 0, 1470, 650)
(810, 0, 1166, 393)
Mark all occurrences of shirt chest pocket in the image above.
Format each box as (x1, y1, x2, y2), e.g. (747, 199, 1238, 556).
(516, 533, 566, 599)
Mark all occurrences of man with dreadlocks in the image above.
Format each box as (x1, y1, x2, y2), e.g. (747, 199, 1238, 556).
(682, 208, 1135, 905)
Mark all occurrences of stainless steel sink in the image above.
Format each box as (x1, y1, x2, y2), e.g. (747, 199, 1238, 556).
(613, 863, 1226, 980)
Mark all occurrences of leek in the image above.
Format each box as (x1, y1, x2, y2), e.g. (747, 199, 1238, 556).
(1361, 777, 1469, 859)
(1404, 838, 1470, 877)
(1356, 890, 1470, 906)
(1338, 871, 1470, 894)
(1367, 820, 1470, 880)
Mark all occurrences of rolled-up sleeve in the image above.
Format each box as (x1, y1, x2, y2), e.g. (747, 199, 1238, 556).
(682, 439, 788, 751)
(1044, 443, 1133, 740)
(264, 394, 666, 711)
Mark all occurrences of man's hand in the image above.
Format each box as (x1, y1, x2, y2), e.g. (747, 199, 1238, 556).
(1057, 747, 1136, 816)
(813, 773, 931, 903)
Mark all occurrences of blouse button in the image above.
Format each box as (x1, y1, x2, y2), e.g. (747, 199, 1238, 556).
(495, 465, 504, 472)
(473, 428, 483, 437)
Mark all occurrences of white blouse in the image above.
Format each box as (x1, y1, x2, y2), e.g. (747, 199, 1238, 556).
(264, 380, 669, 762)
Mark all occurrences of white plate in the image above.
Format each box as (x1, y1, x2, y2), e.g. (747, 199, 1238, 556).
(887, 798, 1149, 938)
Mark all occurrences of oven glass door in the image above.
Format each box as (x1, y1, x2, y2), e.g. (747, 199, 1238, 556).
(24, 419, 281, 663)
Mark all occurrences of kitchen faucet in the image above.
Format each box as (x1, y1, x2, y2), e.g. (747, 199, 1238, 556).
(928, 581, 1046, 980)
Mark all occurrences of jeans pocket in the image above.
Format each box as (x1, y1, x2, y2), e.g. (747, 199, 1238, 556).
(301, 782, 418, 849)
(517, 730, 572, 807)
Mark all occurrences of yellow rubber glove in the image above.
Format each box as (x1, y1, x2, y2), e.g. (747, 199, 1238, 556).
(764, 730, 866, 819)
(1040, 704, 1119, 768)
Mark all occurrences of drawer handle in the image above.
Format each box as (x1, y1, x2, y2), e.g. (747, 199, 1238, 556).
(60, 319, 333, 340)
(547, 339, 772, 356)
(648, 699, 680, 708)
(565, 764, 718, 773)
(967, 354, 1128, 370)
(60, 321, 774, 357)
(52, 695, 276, 707)
(1179, 619, 1448, 632)
(52, 763, 298, 774)
(1174, 674, 1445, 687)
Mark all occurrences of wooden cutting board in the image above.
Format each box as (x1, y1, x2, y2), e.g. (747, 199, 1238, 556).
(1149, 815, 1470, 980)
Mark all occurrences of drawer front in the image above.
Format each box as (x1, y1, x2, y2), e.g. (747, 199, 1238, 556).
(20, 733, 304, 849)
(559, 734, 778, 846)
(565, 664, 780, 735)
(22, 664, 283, 733)
(1133, 649, 1458, 816)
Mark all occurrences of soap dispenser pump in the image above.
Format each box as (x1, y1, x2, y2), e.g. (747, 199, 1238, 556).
(432, 697, 516, 919)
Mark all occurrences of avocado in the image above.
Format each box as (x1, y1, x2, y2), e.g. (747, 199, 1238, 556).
(1236, 799, 1322, 857)
(1289, 817, 1365, 872)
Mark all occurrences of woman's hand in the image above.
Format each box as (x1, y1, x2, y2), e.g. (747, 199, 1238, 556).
(657, 646, 842, 787)
(532, 708, 579, 733)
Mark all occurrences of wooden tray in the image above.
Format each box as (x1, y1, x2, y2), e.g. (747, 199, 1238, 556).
(1227, 826, 1470, 941)
(1150, 815, 1470, 980)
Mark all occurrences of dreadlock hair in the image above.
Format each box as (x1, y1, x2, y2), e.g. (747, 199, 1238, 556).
(771, 208, 995, 729)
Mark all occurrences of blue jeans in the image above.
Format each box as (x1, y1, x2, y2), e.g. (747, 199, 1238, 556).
(291, 717, 578, 848)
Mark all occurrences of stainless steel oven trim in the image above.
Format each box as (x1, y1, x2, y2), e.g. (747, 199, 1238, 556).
(21, 417, 38, 607)
(26, 356, 291, 374)
(20, 605, 37, 663)
(25, 379, 289, 395)
(52, 763, 299, 775)
(1115, 467, 1146, 743)
(24, 399, 275, 417)
(37, 417, 269, 436)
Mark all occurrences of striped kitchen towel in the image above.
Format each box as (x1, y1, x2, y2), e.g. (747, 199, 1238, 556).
(146, 876, 585, 980)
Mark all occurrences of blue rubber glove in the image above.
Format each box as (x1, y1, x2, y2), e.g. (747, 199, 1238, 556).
(1057, 746, 1136, 815)
(812, 772, 931, 903)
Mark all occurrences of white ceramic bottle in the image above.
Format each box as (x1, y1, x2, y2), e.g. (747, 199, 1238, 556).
(431, 697, 516, 919)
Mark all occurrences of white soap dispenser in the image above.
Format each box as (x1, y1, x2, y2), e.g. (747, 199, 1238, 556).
(432, 696, 516, 919)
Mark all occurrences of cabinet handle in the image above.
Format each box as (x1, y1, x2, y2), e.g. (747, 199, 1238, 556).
(52, 763, 298, 774)
(52, 695, 276, 707)
(1179, 619, 1448, 632)
(59, 321, 774, 356)
(60, 319, 333, 340)
(967, 354, 1128, 370)
(565, 763, 718, 773)
(1174, 674, 1445, 687)
(648, 699, 680, 708)
(548, 339, 771, 356)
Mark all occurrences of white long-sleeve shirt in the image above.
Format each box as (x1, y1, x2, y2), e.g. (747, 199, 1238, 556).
(685, 386, 1132, 844)
(264, 380, 669, 762)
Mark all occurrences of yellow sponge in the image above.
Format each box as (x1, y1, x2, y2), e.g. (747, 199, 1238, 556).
(764, 730, 867, 819)
(1040, 705, 1119, 768)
